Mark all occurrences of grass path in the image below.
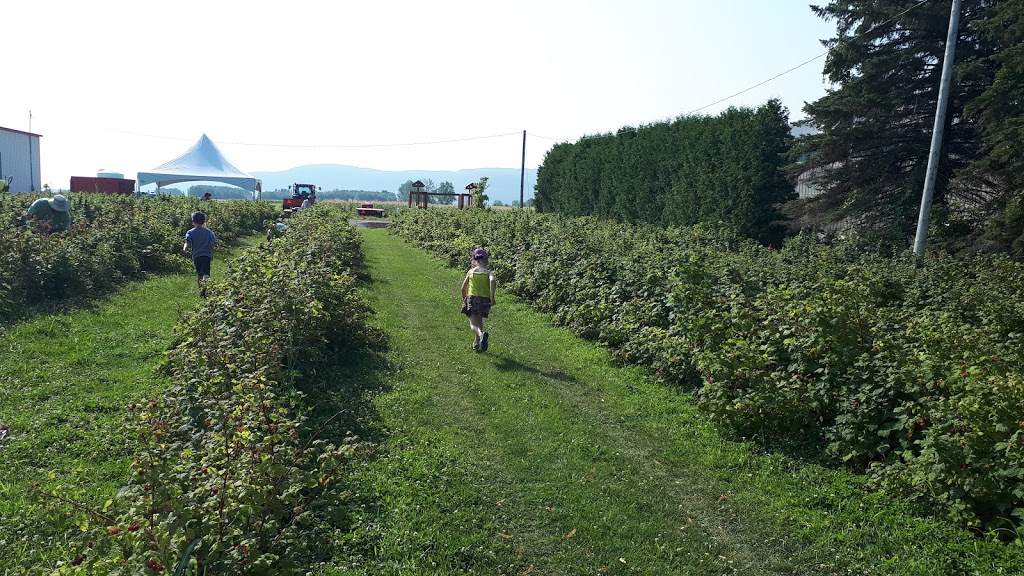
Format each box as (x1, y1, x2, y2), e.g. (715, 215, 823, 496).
(0, 239, 262, 572)
(331, 229, 1021, 576)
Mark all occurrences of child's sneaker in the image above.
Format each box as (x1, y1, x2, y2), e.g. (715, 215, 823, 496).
(472, 341, 479, 352)
(480, 332, 489, 352)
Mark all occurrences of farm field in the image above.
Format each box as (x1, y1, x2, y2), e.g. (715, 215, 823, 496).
(2, 220, 1023, 574)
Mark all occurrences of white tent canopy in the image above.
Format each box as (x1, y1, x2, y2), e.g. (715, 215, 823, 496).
(137, 134, 262, 193)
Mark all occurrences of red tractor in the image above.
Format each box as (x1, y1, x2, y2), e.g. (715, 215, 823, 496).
(282, 183, 319, 217)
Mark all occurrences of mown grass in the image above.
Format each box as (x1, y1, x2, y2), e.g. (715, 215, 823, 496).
(324, 228, 1024, 575)
(0, 238, 262, 573)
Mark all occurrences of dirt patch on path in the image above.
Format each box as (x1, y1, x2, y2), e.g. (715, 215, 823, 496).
(349, 219, 390, 229)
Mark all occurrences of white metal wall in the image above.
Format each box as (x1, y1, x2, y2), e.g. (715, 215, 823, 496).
(0, 128, 42, 193)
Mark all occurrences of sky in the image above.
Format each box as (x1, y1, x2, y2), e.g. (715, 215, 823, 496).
(4, 0, 837, 191)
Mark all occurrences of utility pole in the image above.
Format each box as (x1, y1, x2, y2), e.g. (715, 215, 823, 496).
(520, 130, 526, 208)
(913, 0, 962, 257)
(28, 110, 35, 192)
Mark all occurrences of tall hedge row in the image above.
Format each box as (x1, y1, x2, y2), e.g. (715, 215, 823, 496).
(0, 193, 277, 321)
(389, 208, 1024, 536)
(534, 100, 794, 246)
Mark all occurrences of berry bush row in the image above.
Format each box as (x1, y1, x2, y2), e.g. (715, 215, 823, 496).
(390, 208, 1024, 537)
(48, 206, 373, 574)
(0, 193, 277, 321)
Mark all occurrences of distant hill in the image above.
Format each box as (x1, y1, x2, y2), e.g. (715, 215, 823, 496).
(252, 165, 538, 205)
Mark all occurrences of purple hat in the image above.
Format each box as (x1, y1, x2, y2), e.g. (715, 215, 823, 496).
(472, 248, 489, 260)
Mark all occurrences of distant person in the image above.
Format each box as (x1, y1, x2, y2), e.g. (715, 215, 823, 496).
(26, 194, 72, 232)
(300, 198, 311, 209)
(182, 211, 216, 298)
(460, 248, 497, 352)
(264, 218, 288, 242)
(201, 192, 213, 201)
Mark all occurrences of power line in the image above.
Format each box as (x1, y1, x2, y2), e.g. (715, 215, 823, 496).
(687, 0, 932, 115)
(95, 126, 524, 149)
(221, 130, 524, 147)
(527, 132, 571, 142)
(536, 0, 935, 142)
(66, 3, 938, 156)
(686, 53, 827, 114)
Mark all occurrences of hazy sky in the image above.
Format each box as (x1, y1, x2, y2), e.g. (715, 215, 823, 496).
(4, 0, 837, 190)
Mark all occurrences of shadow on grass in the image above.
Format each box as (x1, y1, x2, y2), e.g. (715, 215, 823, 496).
(298, 333, 392, 446)
(298, 258, 393, 445)
(489, 354, 577, 384)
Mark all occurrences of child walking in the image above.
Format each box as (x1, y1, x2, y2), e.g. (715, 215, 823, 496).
(461, 248, 497, 352)
(182, 211, 216, 298)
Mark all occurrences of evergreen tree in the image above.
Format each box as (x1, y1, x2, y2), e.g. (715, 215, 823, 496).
(962, 0, 1024, 254)
(791, 0, 997, 246)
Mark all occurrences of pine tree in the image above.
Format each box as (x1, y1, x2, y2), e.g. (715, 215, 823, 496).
(961, 0, 1024, 254)
(791, 0, 997, 246)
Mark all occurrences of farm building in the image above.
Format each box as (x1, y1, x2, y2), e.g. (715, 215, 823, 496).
(0, 126, 42, 193)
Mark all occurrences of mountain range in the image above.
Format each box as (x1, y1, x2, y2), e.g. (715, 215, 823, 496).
(251, 165, 538, 205)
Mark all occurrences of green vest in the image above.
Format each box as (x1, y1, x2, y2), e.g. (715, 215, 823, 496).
(468, 271, 490, 297)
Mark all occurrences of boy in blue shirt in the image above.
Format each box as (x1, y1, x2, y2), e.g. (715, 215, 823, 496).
(182, 211, 215, 297)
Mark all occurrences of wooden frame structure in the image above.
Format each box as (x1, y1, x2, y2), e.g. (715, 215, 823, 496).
(408, 180, 473, 209)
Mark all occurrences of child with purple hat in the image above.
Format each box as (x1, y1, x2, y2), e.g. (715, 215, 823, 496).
(461, 248, 497, 352)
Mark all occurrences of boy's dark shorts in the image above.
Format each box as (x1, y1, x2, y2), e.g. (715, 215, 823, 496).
(193, 256, 212, 278)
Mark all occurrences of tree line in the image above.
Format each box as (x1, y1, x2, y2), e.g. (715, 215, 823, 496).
(536, 0, 1024, 256)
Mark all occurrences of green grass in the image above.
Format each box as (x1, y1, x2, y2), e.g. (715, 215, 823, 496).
(0, 238, 262, 573)
(322, 228, 1024, 575)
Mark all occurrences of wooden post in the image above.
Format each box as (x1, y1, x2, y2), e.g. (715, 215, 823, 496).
(412, 180, 426, 209)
